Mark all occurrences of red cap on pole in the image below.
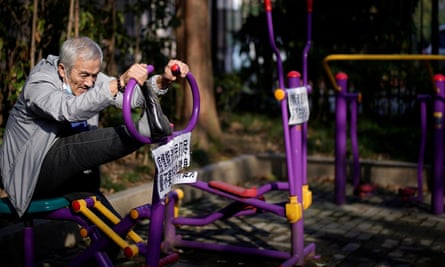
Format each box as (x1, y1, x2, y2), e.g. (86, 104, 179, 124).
(336, 72, 348, 80)
(264, 0, 272, 12)
(307, 0, 313, 13)
(434, 74, 445, 82)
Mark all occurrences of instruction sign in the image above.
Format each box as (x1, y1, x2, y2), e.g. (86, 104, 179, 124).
(287, 86, 310, 125)
(151, 132, 197, 199)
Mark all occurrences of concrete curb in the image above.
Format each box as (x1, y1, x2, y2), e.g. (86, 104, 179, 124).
(108, 182, 153, 216)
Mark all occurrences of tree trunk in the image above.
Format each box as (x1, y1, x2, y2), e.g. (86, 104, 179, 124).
(30, 0, 38, 68)
(103, 0, 117, 75)
(67, 0, 79, 38)
(176, 0, 222, 150)
(67, 0, 74, 37)
(74, 0, 79, 37)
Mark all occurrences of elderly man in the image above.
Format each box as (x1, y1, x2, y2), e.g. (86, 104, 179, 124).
(0, 36, 189, 217)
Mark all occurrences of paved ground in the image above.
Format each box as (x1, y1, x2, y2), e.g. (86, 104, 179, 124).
(3, 176, 445, 267)
(117, 177, 445, 267)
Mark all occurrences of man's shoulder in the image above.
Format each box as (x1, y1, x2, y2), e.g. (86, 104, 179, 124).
(45, 55, 59, 65)
(29, 55, 59, 80)
(37, 55, 59, 70)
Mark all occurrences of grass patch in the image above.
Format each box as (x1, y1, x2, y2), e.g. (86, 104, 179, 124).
(226, 112, 422, 162)
(101, 174, 127, 193)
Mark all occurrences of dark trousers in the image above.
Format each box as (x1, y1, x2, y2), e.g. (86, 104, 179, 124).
(33, 125, 142, 199)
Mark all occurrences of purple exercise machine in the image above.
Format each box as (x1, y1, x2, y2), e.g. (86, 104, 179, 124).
(418, 73, 445, 215)
(333, 69, 445, 215)
(0, 64, 200, 267)
(160, 0, 317, 266)
(334, 73, 362, 204)
(0, 1, 321, 266)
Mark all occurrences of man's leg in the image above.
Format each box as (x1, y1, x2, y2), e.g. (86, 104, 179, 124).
(33, 125, 143, 198)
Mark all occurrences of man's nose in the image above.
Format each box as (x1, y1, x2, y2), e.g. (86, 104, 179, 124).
(84, 77, 95, 87)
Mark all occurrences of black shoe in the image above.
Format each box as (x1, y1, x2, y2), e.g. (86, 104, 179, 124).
(142, 86, 172, 139)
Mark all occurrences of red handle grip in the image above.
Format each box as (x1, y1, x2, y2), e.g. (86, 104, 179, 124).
(307, 0, 313, 13)
(264, 0, 272, 12)
(171, 64, 180, 76)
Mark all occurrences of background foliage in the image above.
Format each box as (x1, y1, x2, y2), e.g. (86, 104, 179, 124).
(0, 0, 444, 164)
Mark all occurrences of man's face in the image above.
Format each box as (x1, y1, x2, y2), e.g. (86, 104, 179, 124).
(58, 57, 101, 96)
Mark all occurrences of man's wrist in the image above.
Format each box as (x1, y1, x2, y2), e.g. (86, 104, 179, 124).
(117, 76, 125, 92)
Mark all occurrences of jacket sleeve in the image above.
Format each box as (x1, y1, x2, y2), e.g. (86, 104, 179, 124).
(23, 71, 144, 122)
(110, 75, 166, 109)
(110, 83, 145, 109)
(24, 73, 110, 122)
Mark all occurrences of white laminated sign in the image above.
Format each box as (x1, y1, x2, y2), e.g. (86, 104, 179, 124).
(287, 86, 310, 125)
(151, 132, 197, 199)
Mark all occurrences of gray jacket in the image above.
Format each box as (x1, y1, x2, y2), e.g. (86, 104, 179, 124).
(0, 55, 145, 217)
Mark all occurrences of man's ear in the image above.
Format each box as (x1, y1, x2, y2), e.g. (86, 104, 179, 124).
(58, 63, 66, 80)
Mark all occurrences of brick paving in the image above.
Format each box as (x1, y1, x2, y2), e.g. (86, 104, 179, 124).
(3, 176, 445, 266)
(302, 178, 445, 267)
(123, 177, 445, 267)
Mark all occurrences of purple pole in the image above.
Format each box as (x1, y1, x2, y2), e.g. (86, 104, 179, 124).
(264, 0, 284, 89)
(302, 0, 313, 185)
(335, 72, 348, 205)
(417, 95, 430, 202)
(432, 74, 445, 215)
(349, 95, 360, 191)
(163, 191, 179, 250)
(264, 1, 295, 193)
(302, 0, 312, 89)
(302, 124, 308, 185)
(24, 223, 33, 267)
(145, 170, 165, 266)
(287, 71, 304, 265)
(264, 0, 295, 212)
(288, 71, 302, 197)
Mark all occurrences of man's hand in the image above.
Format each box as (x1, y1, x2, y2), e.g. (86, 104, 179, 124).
(158, 60, 190, 89)
(121, 64, 149, 86)
(110, 63, 149, 96)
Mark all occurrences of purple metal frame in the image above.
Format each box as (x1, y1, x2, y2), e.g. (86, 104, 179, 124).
(122, 66, 201, 267)
(12, 65, 200, 267)
(334, 73, 361, 205)
(13, 1, 324, 265)
(161, 1, 317, 267)
(336, 72, 445, 215)
(123, 64, 154, 144)
(14, 7, 445, 267)
(265, 0, 316, 264)
(431, 74, 445, 215)
(122, 65, 200, 144)
(67, 65, 201, 266)
(417, 94, 431, 204)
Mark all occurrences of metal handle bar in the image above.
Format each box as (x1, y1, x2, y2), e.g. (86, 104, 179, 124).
(264, 0, 285, 89)
(123, 64, 200, 144)
(303, 0, 313, 89)
(323, 54, 445, 92)
(265, 0, 313, 89)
